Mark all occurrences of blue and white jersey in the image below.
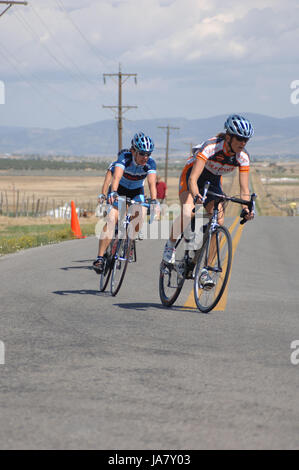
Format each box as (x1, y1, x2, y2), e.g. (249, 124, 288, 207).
(115, 149, 156, 190)
(107, 161, 116, 174)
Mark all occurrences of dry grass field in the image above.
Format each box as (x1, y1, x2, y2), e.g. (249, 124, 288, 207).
(252, 161, 299, 215)
(0, 175, 101, 208)
(0, 161, 298, 229)
(0, 174, 182, 206)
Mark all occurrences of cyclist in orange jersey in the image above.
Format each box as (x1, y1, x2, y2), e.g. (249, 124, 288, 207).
(162, 114, 255, 288)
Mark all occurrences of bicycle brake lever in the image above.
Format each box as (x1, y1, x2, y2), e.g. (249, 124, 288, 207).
(240, 193, 257, 225)
(240, 208, 248, 225)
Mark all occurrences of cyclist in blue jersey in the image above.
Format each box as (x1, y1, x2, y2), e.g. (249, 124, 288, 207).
(93, 132, 159, 273)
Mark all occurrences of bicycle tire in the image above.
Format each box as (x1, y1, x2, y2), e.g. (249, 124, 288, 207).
(110, 237, 134, 297)
(99, 239, 115, 292)
(193, 225, 232, 313)
(159, 236, 186, 307)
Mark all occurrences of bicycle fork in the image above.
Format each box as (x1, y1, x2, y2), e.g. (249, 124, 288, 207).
(203, 212, 223, 274)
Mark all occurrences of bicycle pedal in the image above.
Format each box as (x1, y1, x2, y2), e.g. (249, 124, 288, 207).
(198, 281, 214, 291)
(93, 267, 102, 275)
(203, 285, 214, 291)
(160, 262, 170, 275)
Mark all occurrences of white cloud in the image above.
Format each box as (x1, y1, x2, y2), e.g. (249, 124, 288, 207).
(0, 0, 299, 127)
(1, 0, 298, 74)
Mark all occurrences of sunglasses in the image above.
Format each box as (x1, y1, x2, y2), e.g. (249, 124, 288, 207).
(234, 136, 249, 143)
(137, 150, 151, 157)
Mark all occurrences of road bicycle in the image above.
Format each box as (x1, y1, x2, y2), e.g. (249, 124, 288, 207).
(159, 182, 257, 313)
(98, 197, 151, 296)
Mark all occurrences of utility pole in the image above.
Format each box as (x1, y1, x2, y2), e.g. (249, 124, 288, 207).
(0, 1, 28, 18)
(103, 63, 137, 153)
(158, 125, 179, 187)
(184, 141, 194, 156)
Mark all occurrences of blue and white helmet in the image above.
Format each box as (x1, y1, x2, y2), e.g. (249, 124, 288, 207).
(131, 132, 154, 154)
(224, 114, 254, 139)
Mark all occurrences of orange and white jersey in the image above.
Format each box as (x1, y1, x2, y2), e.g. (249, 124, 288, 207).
(192, 136, 250, 175)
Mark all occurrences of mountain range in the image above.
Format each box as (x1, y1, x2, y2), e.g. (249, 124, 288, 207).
(0, 113, 298, 158)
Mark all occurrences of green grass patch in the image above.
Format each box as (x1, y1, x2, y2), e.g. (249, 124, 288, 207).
(0, 223, 96, 256)
(268, 182, 299, 186)
(2, 224, 69, 235)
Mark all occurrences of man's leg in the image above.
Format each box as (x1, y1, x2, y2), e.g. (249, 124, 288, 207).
(162, 191, 194, 263)
(93, 207, 118, 272)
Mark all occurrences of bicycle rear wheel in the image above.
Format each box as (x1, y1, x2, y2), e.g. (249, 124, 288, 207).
(99, 239, 116, 292)
(110, 237, 134, 296)
(193, 225, 232, 313)
(159, 236, 186, 307)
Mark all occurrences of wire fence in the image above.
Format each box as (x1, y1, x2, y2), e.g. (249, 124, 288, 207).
(0, 189, 97, 218)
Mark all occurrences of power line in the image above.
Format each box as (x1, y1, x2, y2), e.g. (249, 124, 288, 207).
(30, 4, 101, 91)
(0, 1, 80, 126)
(12, 8, 110, 114)
(0, 28, 99, 108)
(1, 5, 113, 128)
(13, 9, 90, 88)
(0, 44, 78, 126)
(54, 0, 161, 132)
(103, 64, 137, 152)
(54, 0, 111, 70)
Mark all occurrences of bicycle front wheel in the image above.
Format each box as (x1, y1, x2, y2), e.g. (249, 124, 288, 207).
(159, 236, 186, 307)
(110, 237, 134, 296)
(99, 239, 115, 292)
(194, 225, 232, 313)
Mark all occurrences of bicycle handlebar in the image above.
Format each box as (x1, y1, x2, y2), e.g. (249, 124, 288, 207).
(201, 181, 257, 225)
(112, 195, 160, 208)
(120, 196, 152, 209)
(104, 195, 159, 225)
(103, 195, 151, 209)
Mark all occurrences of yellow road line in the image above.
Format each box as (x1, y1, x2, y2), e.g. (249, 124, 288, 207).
(213, 223, 244, 311)
(184, 217, 241, 310)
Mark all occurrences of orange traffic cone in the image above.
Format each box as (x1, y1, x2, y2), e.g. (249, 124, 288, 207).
(71, 201, 86, 239)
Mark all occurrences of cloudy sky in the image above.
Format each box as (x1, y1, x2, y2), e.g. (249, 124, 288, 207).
(0, 0, 299, 129)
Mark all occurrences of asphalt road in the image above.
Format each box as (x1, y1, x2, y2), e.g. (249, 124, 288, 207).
(0, 216, 299, 450)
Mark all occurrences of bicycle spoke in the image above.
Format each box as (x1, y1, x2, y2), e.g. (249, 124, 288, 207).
(110, 237, 133, 296)
(159, 236, 187, 307)
(194, 226, 232, 313)
(99, 240, 115, 292)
